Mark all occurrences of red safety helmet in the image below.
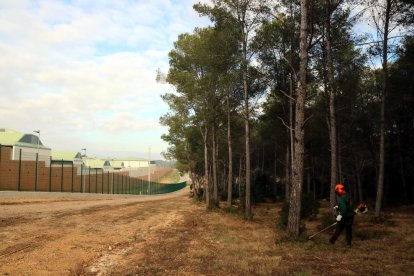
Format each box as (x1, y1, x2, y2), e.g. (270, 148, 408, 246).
(335, 183, 346, 196)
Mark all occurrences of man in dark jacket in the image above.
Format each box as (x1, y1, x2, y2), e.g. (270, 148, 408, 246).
(329, 183, 355, 246)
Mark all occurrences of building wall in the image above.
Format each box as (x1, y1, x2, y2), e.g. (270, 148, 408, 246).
(0, 146, 173, 193)
(11, 146, 51, 165)
(122, 160, 149, 168)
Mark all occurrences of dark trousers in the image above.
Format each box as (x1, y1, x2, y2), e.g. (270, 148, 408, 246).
(330, 216, 354, 246)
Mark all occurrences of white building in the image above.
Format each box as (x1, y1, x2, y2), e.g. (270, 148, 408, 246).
(116, 158, 149, 168)
(0, 128, 51, 165)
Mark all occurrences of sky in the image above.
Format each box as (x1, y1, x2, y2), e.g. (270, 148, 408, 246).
(0, 0, 211, 160)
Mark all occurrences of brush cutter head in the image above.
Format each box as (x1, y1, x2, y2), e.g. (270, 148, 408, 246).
(354, 203, 368, 214)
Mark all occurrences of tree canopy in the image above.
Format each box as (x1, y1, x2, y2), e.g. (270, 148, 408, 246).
(160, 0, 414, 237)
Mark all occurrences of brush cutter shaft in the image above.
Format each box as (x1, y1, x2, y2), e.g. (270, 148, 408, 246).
(309, 222, 337, 239)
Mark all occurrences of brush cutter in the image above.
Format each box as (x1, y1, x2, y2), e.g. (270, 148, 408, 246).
(308, 222, 337, 239)
(354, 203, 368, 214)
(308, 203, 368, 240)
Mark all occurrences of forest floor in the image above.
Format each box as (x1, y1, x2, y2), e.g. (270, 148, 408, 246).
(0, 186, 413, 275)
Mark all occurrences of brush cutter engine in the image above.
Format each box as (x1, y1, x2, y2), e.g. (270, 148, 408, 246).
(354, 203, 368, 214)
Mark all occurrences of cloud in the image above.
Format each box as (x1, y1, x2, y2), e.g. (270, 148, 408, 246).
(0, 0, 211, 157)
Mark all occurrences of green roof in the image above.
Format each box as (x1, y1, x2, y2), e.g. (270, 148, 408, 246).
(83, 158, 108, 169)
(0, 128, 22, 145)
(0, 128, 50, 149)
(109, 160, 124, 168)
(51, 151, 82, 161)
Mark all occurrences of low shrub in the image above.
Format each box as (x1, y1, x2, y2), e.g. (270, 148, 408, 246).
(222, 206, 240, 215)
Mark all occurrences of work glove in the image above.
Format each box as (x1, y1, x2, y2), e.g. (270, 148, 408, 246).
(336, 214, 342, 222)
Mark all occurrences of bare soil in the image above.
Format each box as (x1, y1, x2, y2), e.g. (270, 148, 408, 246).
(1, 188, 413, 275)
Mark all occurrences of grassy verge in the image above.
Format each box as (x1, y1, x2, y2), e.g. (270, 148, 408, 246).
(114, 200, 414, 275)
(158, 169, 180, 184)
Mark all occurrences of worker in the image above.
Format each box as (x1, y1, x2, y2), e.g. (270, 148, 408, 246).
(329, 183, 355, 247)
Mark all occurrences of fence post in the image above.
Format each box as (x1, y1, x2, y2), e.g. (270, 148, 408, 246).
(95, 168, 98, 193)
(18, 149, 22, 191)
(71, 162, 74, 193)
(0, 145, 2, 189)
(80, 164, 83, 193)
(101, 169, 104, 194)
(88, 167, 91, 193)
(35, 153, 38, 191)
(49, 157, 52, 192)
(61, 159, 63, 192)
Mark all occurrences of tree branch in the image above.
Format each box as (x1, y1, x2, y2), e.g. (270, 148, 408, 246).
(279, 89, 296, 102)
(278, 116, 294, 132)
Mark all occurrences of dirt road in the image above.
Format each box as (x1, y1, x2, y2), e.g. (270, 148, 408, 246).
(0, 187, 195, 275)
(1, 187, 413, 275)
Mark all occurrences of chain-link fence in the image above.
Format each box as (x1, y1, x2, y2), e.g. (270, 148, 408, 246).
(0, 145, 186, 195)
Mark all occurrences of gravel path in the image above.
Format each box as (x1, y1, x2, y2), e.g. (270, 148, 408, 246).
(0, 185, 190, 217)
(0, 183, 193, 275)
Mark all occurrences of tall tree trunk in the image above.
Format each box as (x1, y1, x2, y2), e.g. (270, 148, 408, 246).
(238, 156, 242, 199)
(289, 76, 295, 200)
(227, 96, 233, 208)
(375, 0, 391, 217)
(287, 0, 309, 236)
(325, 0, 338, 210)
(222, 160, 226, 197)
(203, 126, 210, 208)
(285, 143, 290, 200)
(242, 32, 252, 219)
(338, 132, 342, 182)
(212, 124, 218, 204)
(397, 130, 407, 203)
(353, 153, 364, 203)
(289, 2, 295, 202)
(274, 145, 278, 198)
(274, 144, 277, 181)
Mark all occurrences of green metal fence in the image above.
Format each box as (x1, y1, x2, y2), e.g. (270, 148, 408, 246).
(0, 145, 186, 195)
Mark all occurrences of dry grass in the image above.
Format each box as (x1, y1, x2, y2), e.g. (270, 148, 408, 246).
(158, 169, 181, 184)
(1, 189, 412, 275)
(115, 201, 414, 275)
